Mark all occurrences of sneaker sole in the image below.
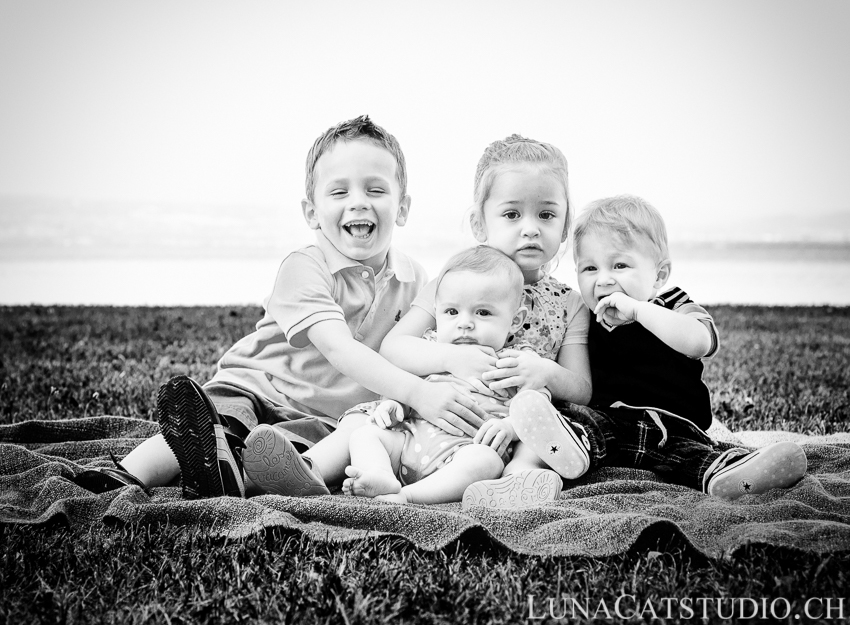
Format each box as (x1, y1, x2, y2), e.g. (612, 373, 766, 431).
(708, 441, 807, 500)
(157, 376, 225, 499)
(243, 425, 329, 497)
(462, 469, 561, 510)
(511, 391, 590, 479)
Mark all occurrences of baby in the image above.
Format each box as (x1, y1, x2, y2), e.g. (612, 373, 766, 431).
(340, 245, 563, 504)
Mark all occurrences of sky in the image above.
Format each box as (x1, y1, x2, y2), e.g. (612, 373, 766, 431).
(1, 0, 849, 304)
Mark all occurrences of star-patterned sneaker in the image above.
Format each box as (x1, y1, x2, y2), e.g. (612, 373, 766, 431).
(509, 390, 591, 479)
(462, 469, 562, 510)
(704, 441, 807, 500)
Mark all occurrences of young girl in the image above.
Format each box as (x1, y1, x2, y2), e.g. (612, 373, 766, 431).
(243, 135, 594, 506)
(377, 134, 594, 505)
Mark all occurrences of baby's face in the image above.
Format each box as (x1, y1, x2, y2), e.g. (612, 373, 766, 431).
(302, 139, 410, 271)
(575, 230, 664, 309)
(434, 271, 521, 351)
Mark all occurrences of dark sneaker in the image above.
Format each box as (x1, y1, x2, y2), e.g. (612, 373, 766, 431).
(462, 469, 562, 510)
(73, 451, 150, 495)
(242, 424, 329, 497)
(157, 375, 245, 499)
(705, 441, 807, 500)
(510, 390, 591, 479)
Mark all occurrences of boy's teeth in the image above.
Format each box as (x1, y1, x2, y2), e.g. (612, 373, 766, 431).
(345, 222, 374, 238)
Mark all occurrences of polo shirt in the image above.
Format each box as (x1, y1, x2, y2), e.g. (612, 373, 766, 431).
(211, 231, 428, 427)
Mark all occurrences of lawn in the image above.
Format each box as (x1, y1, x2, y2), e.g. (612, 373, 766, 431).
(2, 305, 849, 624)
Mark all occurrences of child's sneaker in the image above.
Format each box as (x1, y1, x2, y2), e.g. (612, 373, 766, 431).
(157, 375, 246, 499)
(72, 451, 150, 495)
(510, 390, 591, 479)
(242, 424, 330, 497)
(704, 441, 807, 500)
(462, 469, 562, 510)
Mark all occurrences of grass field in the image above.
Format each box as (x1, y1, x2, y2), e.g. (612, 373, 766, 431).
(2, 305, 850, 624)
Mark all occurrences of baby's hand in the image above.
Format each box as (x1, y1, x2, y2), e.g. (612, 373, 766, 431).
(473, 418, 516, 458)
(445, 344, 498, 381)
(594, 292, 641, 328)
(482, 348, 551, 392)
(368, 400, 405, 429)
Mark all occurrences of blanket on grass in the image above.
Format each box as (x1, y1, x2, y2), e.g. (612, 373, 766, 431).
(2, 416, 849, 559)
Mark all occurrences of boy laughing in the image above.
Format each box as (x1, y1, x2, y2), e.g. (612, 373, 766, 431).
(74, 115, 487, 498)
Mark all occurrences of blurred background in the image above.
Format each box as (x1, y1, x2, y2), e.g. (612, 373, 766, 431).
(1, 0, 848, 306)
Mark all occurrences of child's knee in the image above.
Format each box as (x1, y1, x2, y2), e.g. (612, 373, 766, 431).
(348, 422, 382, 445)
(337, 411, 370, 433)
(459, 444, 504, 478)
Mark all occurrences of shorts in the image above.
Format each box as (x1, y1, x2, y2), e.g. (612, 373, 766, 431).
(204, 381, 334, 452)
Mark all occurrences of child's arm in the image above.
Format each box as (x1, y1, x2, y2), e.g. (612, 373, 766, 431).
(307, 319, 487, 437)
(473, 418, 516, 458)
(380, 305, 500, 382)
(595, 292, 712, 358)
(483, 343, 592, 405)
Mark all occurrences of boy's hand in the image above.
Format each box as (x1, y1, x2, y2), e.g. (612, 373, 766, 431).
(483, 349, 552, 392)
(409, 381, 488, 437)
(594, 292, 641, 328)
(473, 418, 516, 458)
(368, 400, 405, 429)
(444, 344, 498, 381)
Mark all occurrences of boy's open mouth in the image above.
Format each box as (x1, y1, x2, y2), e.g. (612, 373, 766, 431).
(343, 221, 376, 239)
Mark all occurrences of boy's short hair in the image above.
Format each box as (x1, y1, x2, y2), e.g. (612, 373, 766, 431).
(469, 134, 572, 238)
(305, 115, 407, 202)
(573, 195, 670, 262)
(435, 246, 525, 309)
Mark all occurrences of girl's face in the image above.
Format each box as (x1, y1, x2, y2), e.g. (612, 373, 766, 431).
(476, 164, 568, 283)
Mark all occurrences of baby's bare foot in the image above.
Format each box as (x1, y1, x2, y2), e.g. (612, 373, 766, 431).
(375, 492, 409, 504)
(342, 466, 402, 498)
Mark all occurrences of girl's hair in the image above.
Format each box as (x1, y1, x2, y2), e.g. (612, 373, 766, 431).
(468, 134, 571, 240)
(305, 115, 407, 202)
(435, 246, 525, 309)
(573, 195, 670, 262)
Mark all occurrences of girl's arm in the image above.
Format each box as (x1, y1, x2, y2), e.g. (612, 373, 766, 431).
(483, 342, 592, 405)
(549, 342, 592, 405)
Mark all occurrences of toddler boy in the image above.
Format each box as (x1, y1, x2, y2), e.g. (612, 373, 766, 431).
(74, 115, 487, 499)
(465, 195, 807, 506)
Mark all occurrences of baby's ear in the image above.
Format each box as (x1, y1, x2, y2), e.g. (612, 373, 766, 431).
(510, 306, 528, 333)
(395, 195, 412, 227)
(654, 258, 672, 289)
(301, 199, 321, 230)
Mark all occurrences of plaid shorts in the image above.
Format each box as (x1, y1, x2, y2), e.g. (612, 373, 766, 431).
(557, 403, 730, 491)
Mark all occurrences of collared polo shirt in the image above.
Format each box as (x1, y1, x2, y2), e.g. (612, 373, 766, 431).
(211, 231, 428, 427)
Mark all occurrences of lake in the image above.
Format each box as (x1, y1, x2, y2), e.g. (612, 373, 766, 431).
(2, 198, 848, 306)
(2, 242, 849, 306)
